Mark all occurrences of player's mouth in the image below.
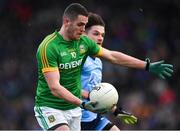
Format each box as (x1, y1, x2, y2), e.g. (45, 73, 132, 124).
(78, 33, 82, 36)
(97, 43, 102, 46)
(75, 33, 82, 39)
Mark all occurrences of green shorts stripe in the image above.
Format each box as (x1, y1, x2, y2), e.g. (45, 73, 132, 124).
(35, 106, 49, 130)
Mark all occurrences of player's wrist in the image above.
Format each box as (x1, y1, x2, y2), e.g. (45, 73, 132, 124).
(113, 107, 123, 116)
(87, 92, 90, 100)
(145, 58, 150, 71)
(80, 101, 86, 109)
(114, 107, 132, 116)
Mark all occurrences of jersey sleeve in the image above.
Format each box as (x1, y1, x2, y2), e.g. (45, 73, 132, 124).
(37, 36, 59, 73)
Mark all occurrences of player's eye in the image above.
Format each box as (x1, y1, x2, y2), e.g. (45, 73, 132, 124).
(77, 22, 85, 27)
(101, 33, 105, 38)
(93, 32, 99, 36)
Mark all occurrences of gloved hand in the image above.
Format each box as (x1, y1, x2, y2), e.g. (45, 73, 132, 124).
(117, 110, 137, 125)
(145, 58, 173, 79)
(80, 101, 108, 114)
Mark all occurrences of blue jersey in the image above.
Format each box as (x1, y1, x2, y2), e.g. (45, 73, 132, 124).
(81, 56, 102, 122)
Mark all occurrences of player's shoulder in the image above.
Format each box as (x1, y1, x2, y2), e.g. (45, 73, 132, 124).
(41, 32, 56, 44)
(80, 34, 89, 39)
(37, 32, 59, 56)
(40, 32, 60, 48)
(80, 35, 95, 44)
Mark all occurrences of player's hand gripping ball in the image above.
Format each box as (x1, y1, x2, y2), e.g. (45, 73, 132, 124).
(89, 83, 119, 112)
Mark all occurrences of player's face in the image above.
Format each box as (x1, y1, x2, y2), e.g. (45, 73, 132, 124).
(86, 25, 105, 46)
(66, 15, 88, 40)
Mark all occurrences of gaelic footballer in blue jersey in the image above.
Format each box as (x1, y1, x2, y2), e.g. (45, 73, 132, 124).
(81, 13, 138, 131)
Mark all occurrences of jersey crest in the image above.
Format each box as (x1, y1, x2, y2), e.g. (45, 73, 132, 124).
(48, 115, 56, 123)
(79, 44, 86, 54)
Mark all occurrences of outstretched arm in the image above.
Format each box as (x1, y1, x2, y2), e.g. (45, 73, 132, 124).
(99, 47, 173, 79)
(100, 47, 146, 69)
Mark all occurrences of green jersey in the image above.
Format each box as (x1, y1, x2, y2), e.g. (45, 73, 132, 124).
(35, 31, 102, 110)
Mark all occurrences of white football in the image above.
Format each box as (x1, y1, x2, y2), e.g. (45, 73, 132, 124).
(89, 82, 119, 110)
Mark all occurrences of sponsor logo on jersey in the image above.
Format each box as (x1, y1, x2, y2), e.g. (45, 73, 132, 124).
(59, 59, 83, 69)
(79, 45, 86, 54)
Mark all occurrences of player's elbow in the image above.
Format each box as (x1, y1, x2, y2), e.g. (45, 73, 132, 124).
(105, 51, 118, 64)
(110, 58, 117, 64)
(109, 51, 121, 64)
(49, 84, 62, 98)
(108, 55, 118, 64)
(50, 87, 57, 96)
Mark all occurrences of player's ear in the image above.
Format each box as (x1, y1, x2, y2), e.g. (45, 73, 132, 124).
(63, 17, 70, 26)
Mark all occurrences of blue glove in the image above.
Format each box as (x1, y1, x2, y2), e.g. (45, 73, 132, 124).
(145, 58, 173, 79)
(80, 101, 108, 114)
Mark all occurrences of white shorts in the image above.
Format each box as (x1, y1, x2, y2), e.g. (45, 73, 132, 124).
(34, 106, 82, 130)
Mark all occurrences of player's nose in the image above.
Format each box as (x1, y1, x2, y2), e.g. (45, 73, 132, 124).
(98, 36, 103, 43)
(81, 26, 85, 33)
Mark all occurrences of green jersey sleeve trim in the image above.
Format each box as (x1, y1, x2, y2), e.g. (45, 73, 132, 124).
(39, 34, 56, 68)
(94, 45, 103, 57)
(42, 67, 59, 73)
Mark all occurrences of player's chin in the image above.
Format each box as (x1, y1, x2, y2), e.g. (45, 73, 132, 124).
(74, 35, 81, 40)
(97, 43, 103, 46)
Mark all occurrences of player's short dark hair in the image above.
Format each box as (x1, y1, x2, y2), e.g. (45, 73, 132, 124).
(85, 12, 105, 30)
(63, 3, 88, 21)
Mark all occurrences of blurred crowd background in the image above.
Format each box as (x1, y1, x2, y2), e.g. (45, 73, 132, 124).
(0, 0, 180, 130)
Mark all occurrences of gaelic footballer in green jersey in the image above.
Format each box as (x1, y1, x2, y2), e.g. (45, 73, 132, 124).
(35, 31, 102, 110)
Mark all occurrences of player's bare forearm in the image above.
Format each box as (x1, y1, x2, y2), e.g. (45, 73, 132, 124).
(110, 51, 146, 69)
(44, 71, 82, 106)
(51, 83, 82, 106)
(101, 48, 146, 70)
